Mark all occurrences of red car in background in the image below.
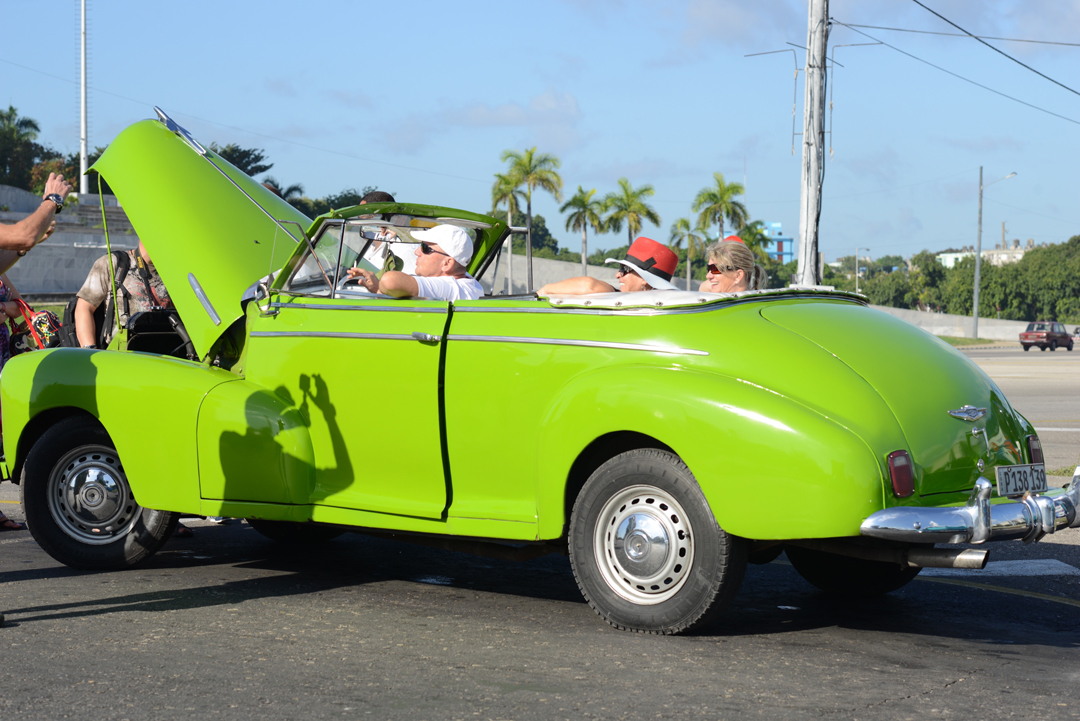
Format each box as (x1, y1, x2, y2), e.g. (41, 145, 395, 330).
(1020, 321, 1074, 351)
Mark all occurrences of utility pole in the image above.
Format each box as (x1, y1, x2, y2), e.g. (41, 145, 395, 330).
(974, 168, 1016, 339)
(795, 0, 829, 286)
(80, 0, 89, 195)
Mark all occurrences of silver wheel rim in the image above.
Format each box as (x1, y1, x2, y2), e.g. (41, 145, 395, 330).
(48, 444, 141, 545)
(593, 484, 694, 605)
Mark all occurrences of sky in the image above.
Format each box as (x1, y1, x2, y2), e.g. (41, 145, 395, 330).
(3, 0, 1079, 263)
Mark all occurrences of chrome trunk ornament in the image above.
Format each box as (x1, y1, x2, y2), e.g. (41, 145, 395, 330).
(948, 405, 987, 422)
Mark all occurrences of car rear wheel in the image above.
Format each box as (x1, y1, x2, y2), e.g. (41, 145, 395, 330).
(569, 449, 748, 635)
(1069, 342, 1075, 352)
(785, 545, 920, 597)
(21, 416, 179, 570)
(247, 518, 345, 544)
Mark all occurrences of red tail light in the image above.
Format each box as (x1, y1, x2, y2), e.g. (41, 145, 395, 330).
(1027, 435, 1044, 464)
(888, 450, 915, 498)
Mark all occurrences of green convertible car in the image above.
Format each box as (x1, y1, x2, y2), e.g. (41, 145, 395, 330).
(3, 110, 1078, 634)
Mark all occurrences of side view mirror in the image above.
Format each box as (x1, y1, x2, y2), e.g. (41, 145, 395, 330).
(255, 279, 278, 317)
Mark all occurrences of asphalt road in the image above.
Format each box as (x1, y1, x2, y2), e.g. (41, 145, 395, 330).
(1, 345, 1078, 720)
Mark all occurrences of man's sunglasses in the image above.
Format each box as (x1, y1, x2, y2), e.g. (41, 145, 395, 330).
(420, 241, 450, 258)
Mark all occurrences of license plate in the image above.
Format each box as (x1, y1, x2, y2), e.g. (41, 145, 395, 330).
(995, 464, 1047, 497)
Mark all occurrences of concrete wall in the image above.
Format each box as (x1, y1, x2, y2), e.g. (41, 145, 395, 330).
(4, 232, 137, 297)
(0, 185, 42, 213)
(870, 305, 1028, 341)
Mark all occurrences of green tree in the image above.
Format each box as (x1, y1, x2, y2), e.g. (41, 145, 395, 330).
(0, 105, 55, 191)
(862, 269, 915, 308)
(262, 176, 304, 202)
(908, 250, 947, 312)
(209, 142, 273, 177)
(736, 220, 771, 263)
(692, 172, 747, 239)
(668, 217, 708, 286)
(560, 186, 605, 276)
(603, 178, 661, 246)
(499, 147, 563, 290)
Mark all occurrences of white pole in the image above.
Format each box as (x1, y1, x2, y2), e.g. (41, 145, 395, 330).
(796, 0, 829, 286)
(80, 0, 89, 195)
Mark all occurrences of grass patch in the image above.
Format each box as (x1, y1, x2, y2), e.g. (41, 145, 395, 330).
(938, 336, 1002, 347)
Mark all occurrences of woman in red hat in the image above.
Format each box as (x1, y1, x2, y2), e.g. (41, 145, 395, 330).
(539, 237, 680, 295)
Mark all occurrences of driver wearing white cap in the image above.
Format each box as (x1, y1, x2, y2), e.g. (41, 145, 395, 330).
(346, 223, 483, 301)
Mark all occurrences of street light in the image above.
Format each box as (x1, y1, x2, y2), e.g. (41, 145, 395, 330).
(974, 168, 1017, 339)
(855, 247, 868, 294)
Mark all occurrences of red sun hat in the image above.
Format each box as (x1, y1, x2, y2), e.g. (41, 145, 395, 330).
(604, 237, 680, 290)
(724, 235, 745, 244)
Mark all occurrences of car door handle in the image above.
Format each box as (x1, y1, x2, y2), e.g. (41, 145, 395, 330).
(411, 332, 441, 344)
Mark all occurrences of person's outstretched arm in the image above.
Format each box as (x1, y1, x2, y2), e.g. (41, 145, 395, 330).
(377, 270, 420, 298)
(0, 173, 73, 252)
(538, 276, 615, 296)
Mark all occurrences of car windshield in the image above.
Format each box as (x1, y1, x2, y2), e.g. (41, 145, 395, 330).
(1026, 323, 1048, 332)
(281, 214, 478, 298)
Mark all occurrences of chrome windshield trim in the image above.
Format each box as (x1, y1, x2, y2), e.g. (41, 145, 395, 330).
(269, 302, 447, 314)
(251, 331, 420, 341)
(460, 292, 865, 316)
(188, 273, 221, 326)
(448, 335, 708, 356)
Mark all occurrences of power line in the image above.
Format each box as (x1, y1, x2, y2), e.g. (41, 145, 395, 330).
(0, 56, 490, 186)
(830, 21, 1080, 126)
(841, 23, 1080, 48)
(910, 0, 1080, 98)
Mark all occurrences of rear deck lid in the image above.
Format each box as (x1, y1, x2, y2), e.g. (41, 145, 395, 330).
(90, 111, 312, 358)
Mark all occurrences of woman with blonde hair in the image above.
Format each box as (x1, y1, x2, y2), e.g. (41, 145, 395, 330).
(699, 239, 767, 293)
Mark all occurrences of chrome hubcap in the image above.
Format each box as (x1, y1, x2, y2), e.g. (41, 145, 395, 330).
(594, 485, 694, 605)
(48, 445, 140, 545)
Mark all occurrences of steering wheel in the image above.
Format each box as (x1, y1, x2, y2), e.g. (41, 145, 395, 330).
(336, 273, 372, 291)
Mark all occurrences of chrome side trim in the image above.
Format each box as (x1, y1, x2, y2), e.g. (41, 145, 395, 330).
(251, 331, 421, 342)
(270, 302, 446, 314)
(188, 273, 221, 326)
(447, 334, 708, 356)
(458, 292, 865, 316)
(860, 474, 1080, 545)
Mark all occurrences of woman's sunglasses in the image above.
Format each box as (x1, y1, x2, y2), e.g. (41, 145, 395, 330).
(707, 263, 735, 275)
(615, 267, 639, 278)
(420, 241, 450, 258)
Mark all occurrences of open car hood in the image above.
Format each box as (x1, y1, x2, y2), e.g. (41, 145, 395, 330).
(91, 113, 312, 358)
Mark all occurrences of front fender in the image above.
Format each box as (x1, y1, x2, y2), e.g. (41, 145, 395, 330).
(536, 365, 894, 540)
(1, 348, 236, 512)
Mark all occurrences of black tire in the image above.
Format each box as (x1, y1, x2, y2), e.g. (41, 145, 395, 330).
(568, 449, 748, 635)
(1050, 340, 1057, 351)
(785, 545, 921, 597)
(1023, 345, 1031, 351)
(1069, 342, 1074, 352)
(247, 518, 344, 544)
(21, 416, 179, 570)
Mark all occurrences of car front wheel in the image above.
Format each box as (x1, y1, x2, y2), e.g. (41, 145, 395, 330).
(1050, 340, 1058, 351)
(21, 416, 179, 570)
(569, 449, 747, 635)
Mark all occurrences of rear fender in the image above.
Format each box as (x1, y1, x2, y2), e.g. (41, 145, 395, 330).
(536, 366, 890, 540)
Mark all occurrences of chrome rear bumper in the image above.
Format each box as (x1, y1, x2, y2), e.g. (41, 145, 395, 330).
(860, 471, 1080, 545)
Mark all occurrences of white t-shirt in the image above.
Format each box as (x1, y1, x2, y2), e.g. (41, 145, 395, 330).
(412, 274, 483, 301)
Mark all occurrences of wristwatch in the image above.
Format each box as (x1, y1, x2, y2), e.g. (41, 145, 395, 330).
(82, 343, 97, 349)
(45, 193, 65, 213)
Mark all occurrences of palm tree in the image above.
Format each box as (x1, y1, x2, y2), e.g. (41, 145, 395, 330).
(560, 186, 605, 276)
(692, 172, 747, 239)
(491, 172, 525, 294)
(603, 178, 661, 246)
(499, 147, 563, 291)
(0, 105, 41, 142)
(668, 217, 708, 287)
(737, 220, 772, 263)
(0, 105, 43, 188)
(262, 176, 305, 202)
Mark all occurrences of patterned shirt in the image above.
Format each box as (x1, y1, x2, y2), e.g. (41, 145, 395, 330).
(76, 249, 172, 343)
